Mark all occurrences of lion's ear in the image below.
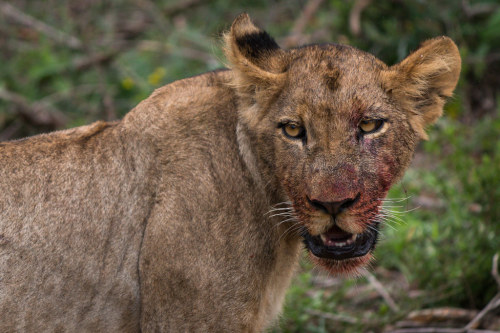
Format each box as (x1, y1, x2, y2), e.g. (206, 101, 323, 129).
(382, 37, 461, 139)
(224, 13, 287, 100)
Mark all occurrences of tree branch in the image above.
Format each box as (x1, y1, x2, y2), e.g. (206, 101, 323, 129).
(461, 0, 499, 18)
(492, 253, 500, 288)
(388, 328, 500, 333)
(0, 88, 67, 128)
(305, 309, 358, 324)
(464, 254, 500, 330)
(0, 1, 82, 49)
(163, 0, 207, 17)
(366, 271, 400, 312)
(349, 0, 372, 37)
(71, 46, 126, 72)
(283, 0, 325, 48)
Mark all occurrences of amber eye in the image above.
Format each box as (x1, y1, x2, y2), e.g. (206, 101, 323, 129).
(282, 123, 305, 139)
(359, 119, 384, 134)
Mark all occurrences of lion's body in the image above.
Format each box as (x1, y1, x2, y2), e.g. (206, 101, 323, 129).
(0, 71, 299, 331)
(0, 14, 460, 332)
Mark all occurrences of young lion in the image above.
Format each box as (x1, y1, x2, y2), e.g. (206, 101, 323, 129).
(0, 14, 460, 332)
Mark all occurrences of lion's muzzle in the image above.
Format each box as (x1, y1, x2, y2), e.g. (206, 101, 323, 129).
(301, 222, 379, 261)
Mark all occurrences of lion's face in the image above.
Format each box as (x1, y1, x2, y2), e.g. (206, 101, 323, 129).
(226, 14, 461, 274)
(264, 46, 419, 273)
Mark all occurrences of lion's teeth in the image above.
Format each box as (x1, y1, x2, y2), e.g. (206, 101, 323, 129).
(320, 234, 328, 244)
(320, 233, 358, 247)
(345, 234, 357, 245)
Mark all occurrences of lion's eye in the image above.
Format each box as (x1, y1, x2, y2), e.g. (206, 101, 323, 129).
(282, 123, 305, 139)
(359, 119, 384, 134)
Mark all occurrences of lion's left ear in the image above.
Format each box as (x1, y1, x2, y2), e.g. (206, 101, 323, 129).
(224, 14, 287, 103)
(382, 37, 461, 139)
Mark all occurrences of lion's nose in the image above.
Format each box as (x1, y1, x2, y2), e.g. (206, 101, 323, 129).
(308, 194, 360, 217)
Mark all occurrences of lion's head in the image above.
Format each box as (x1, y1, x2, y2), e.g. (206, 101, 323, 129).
(225, 14, 461, 274)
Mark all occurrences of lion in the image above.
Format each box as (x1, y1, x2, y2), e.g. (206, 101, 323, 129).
(0, 14, 460, 332)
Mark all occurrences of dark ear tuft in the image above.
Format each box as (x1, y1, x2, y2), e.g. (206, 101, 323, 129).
(224, 13, 288, 113)
(231, 13, 280, 61)
(235, 30, 280, 64)
(224, 13, 286, 83)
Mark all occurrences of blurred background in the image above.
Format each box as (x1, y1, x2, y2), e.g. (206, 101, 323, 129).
(0, 0, 498, 331)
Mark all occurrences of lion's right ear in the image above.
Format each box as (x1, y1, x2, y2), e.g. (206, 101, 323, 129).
(224, 14, 287, 101)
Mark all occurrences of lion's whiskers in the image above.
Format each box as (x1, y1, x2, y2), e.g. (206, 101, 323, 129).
(274, 216, 298, 227)
(378, 211, 406, 224)
(266, 207, 293, 212)
(379, 196, 412, 203)
(267, 207, 293, 213)
(381, 206, 420, 214)
(270, 201, 292, 208)
(378, 212, 405, 225)
(372, 200, 419, 234)
(269, 213, 294, 218)
(265, 208, 294, 217)
(277, 220, 302, 243)
(267, 198, 416, 245)
(374, 217, 397, 231)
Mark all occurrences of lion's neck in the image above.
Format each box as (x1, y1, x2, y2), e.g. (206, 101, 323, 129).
(236, 119, 304, 329)
(236, 120, 287, 204)
(236, 122, 266, 191)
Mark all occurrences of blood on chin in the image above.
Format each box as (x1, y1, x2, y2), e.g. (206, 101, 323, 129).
(308, 251, 373, 278)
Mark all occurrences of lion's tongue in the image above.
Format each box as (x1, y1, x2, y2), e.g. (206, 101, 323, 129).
(320, 225, 354, 247)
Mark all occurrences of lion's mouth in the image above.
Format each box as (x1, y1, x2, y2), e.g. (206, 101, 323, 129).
(301, 223, 379, 261)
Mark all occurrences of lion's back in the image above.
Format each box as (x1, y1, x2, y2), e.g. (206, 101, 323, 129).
(0, 121, 153, 331)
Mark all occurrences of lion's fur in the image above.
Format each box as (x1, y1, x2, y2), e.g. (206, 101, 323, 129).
(0, 14, 460, 332)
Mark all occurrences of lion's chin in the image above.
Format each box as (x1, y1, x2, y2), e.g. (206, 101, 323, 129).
(300, 222, 379, 275)
(308, 252, 373, 277)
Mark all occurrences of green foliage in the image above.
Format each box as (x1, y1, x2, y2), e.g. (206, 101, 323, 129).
(377, 113, 500, 308)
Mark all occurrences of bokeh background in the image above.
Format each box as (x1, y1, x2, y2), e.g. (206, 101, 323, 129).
(1, 0, 499, 331)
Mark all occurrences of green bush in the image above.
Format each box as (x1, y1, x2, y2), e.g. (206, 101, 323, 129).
(378, 114, 500, 308)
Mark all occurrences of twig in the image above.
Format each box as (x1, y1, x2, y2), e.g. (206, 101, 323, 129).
(462, 0, 499, 18)
(388, 328, 500, 333)
(0, 1, 82, 49)
(407, 307, 477, 323)
(394, 256, 500, 333)
(36, 84, 98, 107)
(366, 271, 400, 312)
(137, 0, 169, 33)
(0, 120, 22, 141)
(0, 88, 67, 128)
(163, 0, 207, 17)
(464, 254, 500, 330)
(71, 46, 127, 72)
(283, 0, 325, 48)
(349, 0, 372, 37)
(305, 309, 358, 324)
(137, 40, 217, 65)
(492, 253, 500, 288)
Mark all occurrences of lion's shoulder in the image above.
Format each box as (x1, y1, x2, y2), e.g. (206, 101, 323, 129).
(0, 120, 118, 161)
(121, 69, 237, 145)
(148, 69, 232, 105)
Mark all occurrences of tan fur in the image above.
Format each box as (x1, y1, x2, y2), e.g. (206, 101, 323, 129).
(0, 14, 460, 332)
